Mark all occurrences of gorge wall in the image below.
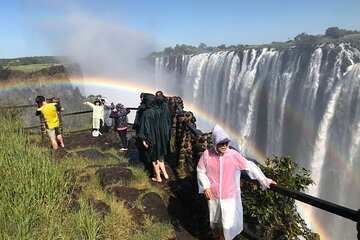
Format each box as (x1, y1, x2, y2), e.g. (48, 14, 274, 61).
(154, 43, 360, 240)
(0, 65, 88, 129)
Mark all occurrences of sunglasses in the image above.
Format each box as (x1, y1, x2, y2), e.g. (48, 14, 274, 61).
(217, 141, 229, 147)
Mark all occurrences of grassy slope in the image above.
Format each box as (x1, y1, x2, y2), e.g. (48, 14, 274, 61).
(0, 109, 174, 240)
(8, 63, 55, 73)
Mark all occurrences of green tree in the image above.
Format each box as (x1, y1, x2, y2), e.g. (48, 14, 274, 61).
(325, 27, 346, 39)
(294, 33, 322, 47)
(163, 47, 175, 55)
(216, 44, 227, 50)
(242, 156, 320, 239)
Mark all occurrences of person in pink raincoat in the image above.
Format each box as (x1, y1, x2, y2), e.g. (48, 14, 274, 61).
(197, 125, 277, 240)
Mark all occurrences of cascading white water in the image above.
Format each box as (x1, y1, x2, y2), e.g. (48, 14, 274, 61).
(154, 43, 360, 240)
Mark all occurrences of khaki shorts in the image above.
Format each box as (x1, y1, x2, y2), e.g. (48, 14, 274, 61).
(46, 127, 61, 140)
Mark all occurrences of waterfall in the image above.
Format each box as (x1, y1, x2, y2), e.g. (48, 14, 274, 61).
(154, 43, 360, 240)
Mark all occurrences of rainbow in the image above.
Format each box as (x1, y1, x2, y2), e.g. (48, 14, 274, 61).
(0, 75, 348, 239)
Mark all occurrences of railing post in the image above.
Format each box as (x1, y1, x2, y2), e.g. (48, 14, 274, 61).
(39, 115, 46, 138)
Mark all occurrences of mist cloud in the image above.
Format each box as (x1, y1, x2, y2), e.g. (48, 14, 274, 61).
(56, 11, 157, 79)
(30, 2, 159, 107)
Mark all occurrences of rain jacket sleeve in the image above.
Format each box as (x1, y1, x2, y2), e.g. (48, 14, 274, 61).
(133, 103, 146, 131)
(244, 160, 273, 190)
(102, 98, 111, 108)
(197, 150, 211, 193)
(83, 101, 95, 109)
(109, 111, 117, 118)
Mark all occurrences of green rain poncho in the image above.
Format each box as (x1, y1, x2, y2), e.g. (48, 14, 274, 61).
(133, 93, 152, 133)
(138, 94, 169, 162)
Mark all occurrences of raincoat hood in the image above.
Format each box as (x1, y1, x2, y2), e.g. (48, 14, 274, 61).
(143, 94, 156, 108)
(116, 103, 124, 110)
(140, 92, 152, 102)
(212, 124, 231, 145)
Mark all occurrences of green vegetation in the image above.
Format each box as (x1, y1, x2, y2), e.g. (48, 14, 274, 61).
(0, 56, 65, 68)
(242, 156, 320, 239)
(0, 55, 81, 78)
(7, 63, 56, 73)
(0, 109, 75, 239)
(0, 109, 173, 239)
(149, 27, 360, 57)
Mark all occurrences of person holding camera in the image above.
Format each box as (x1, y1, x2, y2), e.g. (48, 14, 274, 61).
(35, 95, 65, 149)
(109, 103, 130, 150)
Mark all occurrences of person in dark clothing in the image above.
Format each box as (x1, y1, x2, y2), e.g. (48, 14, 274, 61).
(155, 90, 171, 153)
(132, 92, 148, 134)
(138, 94, 169, 182)
(101, 96, 113, 132)
(134, 93, 154, 176)
(155, 91, 171, 129)
(109, 103, 130, 150)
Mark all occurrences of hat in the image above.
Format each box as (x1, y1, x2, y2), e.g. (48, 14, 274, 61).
(116, 103, 124, 110)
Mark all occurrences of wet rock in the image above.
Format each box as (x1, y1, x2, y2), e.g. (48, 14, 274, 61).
(108, 186, 147, 225)
(141, 192, 170, 223)
(130, 207, 146, 226)
(96, 165, 133, 187)
(75, 149, 108, 160)
(53, 148, 68, 158)
(87, 196, 111, 217)
(108, 186, 145, 208)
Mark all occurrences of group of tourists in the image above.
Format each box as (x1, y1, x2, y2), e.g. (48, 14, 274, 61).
(133, 91, 171, 182)
(35, 92, 276, 240)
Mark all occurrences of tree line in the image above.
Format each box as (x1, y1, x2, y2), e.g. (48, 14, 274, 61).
(149, 27, 360, 57)
(0, 56, 68, 67)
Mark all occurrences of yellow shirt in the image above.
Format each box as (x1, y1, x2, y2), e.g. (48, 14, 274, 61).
(37, 103, 60, 129)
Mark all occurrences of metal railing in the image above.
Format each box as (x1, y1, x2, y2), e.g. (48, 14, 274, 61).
(175, 103, 360, 239)
(18, 107, 139, 132)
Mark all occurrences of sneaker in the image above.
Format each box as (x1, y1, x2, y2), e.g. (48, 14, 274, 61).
(120, 148, 128, 151)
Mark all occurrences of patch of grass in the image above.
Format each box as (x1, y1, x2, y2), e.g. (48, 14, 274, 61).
(0, 109, 174, 239)
(75, 198, 103, 239)
(8, 63, 53, 73)
(103, 200, 135, 239)
(127, 167, 164, 197)
(0, 111, 75, 239)
(0, 113, 105, 239)
(132, 217, 174, 240)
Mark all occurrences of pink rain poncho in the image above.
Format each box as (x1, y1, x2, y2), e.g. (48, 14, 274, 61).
(197, 125, 273, 240)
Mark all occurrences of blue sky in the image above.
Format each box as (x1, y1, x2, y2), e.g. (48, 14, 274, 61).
(1, 0, 360, 58)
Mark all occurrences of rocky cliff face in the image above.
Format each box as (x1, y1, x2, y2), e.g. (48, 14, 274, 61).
(154, 43, 360, 240)
(0, 64, 89, 129)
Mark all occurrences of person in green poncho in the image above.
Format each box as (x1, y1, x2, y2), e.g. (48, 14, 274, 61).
(133, 93, 147, 134)
(134, 93, 153, 176)
(138, 94, 169, 182)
